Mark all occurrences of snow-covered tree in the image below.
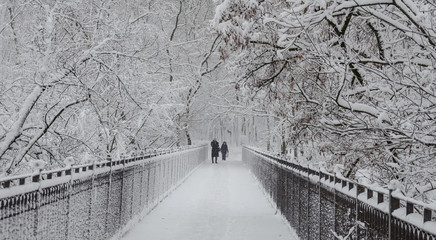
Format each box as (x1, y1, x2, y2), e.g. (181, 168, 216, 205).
(213, 0, 436, 201)
(0, 0, 221, 175)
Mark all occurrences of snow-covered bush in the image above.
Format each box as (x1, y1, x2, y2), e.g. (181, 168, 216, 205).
(30, 160, 46, 173)
(64, 157, 75, 168)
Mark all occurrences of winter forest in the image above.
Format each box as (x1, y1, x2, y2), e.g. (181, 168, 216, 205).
(0, 0, 435, 205)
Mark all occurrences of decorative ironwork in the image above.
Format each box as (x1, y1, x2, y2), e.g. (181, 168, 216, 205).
(0, 145, 207, 239)
(243, 146, 436, 240)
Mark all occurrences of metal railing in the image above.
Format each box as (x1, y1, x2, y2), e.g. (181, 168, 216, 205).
(243, 146, 436, 240)
(0, 144, 207, 240)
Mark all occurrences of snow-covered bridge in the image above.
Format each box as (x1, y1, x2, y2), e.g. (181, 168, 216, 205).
(0, 145, 435, 240)
(121, 147, 295, 240)
(2, 0, 436, 239)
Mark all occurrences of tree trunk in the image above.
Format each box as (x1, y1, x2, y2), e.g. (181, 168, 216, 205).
(281, 127, 286, 154)
(185, 129, 192, 145)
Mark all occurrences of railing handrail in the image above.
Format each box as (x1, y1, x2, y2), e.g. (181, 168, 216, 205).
(0, 144, 206, 197)
(243, 145, 436, 237)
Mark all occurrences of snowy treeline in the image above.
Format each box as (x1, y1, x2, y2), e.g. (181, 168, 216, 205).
(0, 0, 221, 176)
(213, 0, 436, 201)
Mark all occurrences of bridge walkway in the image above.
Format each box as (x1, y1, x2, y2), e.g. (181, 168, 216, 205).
(122, 147, 297, 240)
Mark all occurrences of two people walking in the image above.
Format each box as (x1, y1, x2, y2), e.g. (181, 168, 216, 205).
(210, 139, 229, 164)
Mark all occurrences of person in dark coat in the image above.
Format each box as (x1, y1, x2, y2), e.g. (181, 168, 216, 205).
(211, 138, 220, 164)
(221, 142, 229, 161)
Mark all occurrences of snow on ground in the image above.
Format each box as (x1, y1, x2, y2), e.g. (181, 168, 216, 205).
(121, 146, 297, 240)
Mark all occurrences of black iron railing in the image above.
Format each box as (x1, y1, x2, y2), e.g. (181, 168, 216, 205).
(0, 144, 207, 240)
(243, 146, 436, 240)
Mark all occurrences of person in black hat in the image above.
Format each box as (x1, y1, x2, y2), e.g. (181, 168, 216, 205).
(211, 138, 220, 164)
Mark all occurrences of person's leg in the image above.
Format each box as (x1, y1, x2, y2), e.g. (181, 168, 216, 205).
(211, 153, 214, 163)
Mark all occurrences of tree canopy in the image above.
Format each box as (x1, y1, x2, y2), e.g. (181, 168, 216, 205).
(213, 0, 436, 201)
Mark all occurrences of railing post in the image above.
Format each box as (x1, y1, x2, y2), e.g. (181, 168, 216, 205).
(388, 189, 400, 240)
(388, 189, 393, 240)
(119, 161, 125, 227)
(178, 156, 181, 182)
(146, 163, 151, 210)
(88, 162, 96, 240)
(152, 163, 157, 205)
(130, 162, 135, 218)
(104, 156, 112, 239)
(306, 173, 310, 240)
(157, 162, 162, 200)
(333, 173, 337, 236)
(318, 174, 322, 240)
(139, 162, 144, 211)
(297, 172, 301, 235)
(65, 165, 73, 240)
(164, 160, 168, 194)
(355, 184, 365, 239)
(156, 162, 160, 202)
(160, 161, 164, 197)
(33, 171, 41, 240)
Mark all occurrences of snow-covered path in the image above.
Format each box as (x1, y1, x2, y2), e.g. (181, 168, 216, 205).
(121, 147, 297, 240)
